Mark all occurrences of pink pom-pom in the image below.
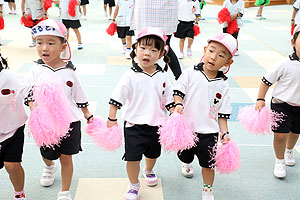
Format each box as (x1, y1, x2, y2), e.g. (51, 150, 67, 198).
(0, 17, 4, 30)
(84, 116, 106, 136)
(227, 19, 239, 34)
(68, 0, 77, 17)
(217, 8, 231, 24)
(28, 108, 70, 148)
(44, 0, 52, 11)
(158, 112, 198, 152)
(20, 15, 34, 28)
(238, 105, 285, 135)
(193, 25, 200, 36)
(215, 140, 241, 174)
(106, 23, 117, 36)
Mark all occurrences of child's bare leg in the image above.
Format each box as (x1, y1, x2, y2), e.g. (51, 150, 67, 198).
(179, 38, 185, 53)
(187, 37, 193, 48)
(66, 28, 70, 40)
(273, 132, 288, 159)
(202, 167, 215, 185)
(60, 154, 73, 191)
(126, 35, 132, 49)
(286, 132, 299, 150)
(4, 162, 25, 192)
(127, 161, 140, 184)
(145, 157, 156, 171)
(109, 6, 113, 18)
(82, 5, 87, 16)
(43, 157, 54, 166)
(257, 5, 263, 16)
(73, 28, 82, 44)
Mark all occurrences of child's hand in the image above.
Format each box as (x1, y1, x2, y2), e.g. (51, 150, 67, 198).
(174, 104, 183, 114)
(107, 120, 118, 128)
(86, 115, 94, 124)
(255, 100, 265, 111)
(222, 134, 230, 144)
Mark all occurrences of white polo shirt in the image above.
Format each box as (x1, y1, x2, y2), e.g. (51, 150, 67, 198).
(174, 63, 232, 134)
(26, 59, 89, 122)
(0, 0, 4, 5)
(222, 0, 244, 28)
(293, 0, 300, 25)
(60, 0, 81, 20)
(116, 0, 134, 27)
(25, 0, 44, 20)
(110, 62, 174, 126)
(262, 53, 300, 106)
(178, 0, 200, 22)
(0, 69, 28, 143)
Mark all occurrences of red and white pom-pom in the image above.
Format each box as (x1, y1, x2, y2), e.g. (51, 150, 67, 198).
(238, 105, 285, 135)
(28, 108, 70, 148)
(20, 15, 34, 28)
(227, 19, 239, 34)
(106, 22, 117, 36)
(217, 8, 231, 24)
(44, 0, 52, 11)
(158, 112, 198, 152)
(193, 25, 200, 36)
(215, 140, 241, 174)
(0, 17, 4, 30)
(68, 0, 77, 17)
(291, 24, 296, 36)
(84, 116, 106, 136)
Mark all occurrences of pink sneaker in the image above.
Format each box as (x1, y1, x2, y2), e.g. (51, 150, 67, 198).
(124, 183, 139, 200)
(143, 168, 158, 186)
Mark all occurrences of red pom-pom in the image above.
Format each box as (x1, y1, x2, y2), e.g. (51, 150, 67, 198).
(44, 0, 52, 11)
(20, 15, 34, 28)
(193, 25, 200, 36)
(227, 19, 239, 34)
(291, 24, 296, 36)
(68, 0, 77, 17)
(106, 22, 117, 36)
(217, 8, 231, 24)
(0, 17, 4, 30)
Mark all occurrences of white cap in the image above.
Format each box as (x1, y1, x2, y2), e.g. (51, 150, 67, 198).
(136, 27, 168, 44)
(31, 19, 71, 61)
(207, 33, 237, 57)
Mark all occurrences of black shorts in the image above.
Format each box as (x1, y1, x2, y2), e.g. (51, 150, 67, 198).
(271, 102, 300, 134)
(4, 0, 15, 2)
(123, 123, 161, 161)
(117, 27, 134, 39)
(62, 19, 81, 29)
(0, 125, 25, 169)
(174, 21, 194, 39)
(177, 133, 218, 168)
(40, 121, 82, 160)
(80, 0, 89, 5)
(223, 27, 240, 39)
(104, 0, 115, 7)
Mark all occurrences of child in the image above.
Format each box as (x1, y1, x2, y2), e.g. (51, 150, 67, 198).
(112, 0, 134, 59)
(60, 0, 83, 50)
(0, 55, 28, 200)
(26, 19, 94, 200)
(255, 25, 300, 179)
(4, 0, 16, 14)
(291, 0, 300, 28)
(104, 0, 115, 19)
(175, 0, 200, 59)
(198, 0, 206, 20)
(79, 0, 89, 20)
(107, 27, 174, 200)
(173, 33, 237, 200)
(21, 0, 47, 47)
(255, 0, 269, 20)
(222, 0, 244, 56)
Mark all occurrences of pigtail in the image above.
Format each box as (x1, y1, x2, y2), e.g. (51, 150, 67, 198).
(130, 42, 137, 60)
(0, 54, 8, 71)
(163, 54, 170, 72)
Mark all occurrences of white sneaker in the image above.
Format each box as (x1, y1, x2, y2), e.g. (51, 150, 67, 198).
(234, 50, 239, 56)
(82, 16, 87, 20)
(78, 43, 83, 50)
(57, 191, 72, 200)
(187, 48, 192, 57)
(285, 149, 296, 166)
(104, 12, 108, 18)
(40, 162, 57, 187)
(255, 15, 263, 20)
(124, 183, 139, 200)
(125, 49, 131, 59)
(14, 193, 26, 200)
(122, 45, 126, 54)
(202, 186, 214, 200)
(143, 168, 158, 186)
(274, 159, 286, 178)
(181, 163, 194, 178)
(178, 52, 184, 59)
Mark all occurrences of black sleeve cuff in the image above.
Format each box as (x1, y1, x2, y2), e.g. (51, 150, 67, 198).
(173, 90, 185, 99)
(294, 6, 299, 11)
(165, 102, 175, 111)
(262, 77, 273, 86)
(24, 87, 34, 106)
(109, 98, 122, 109)
(218, 113, 230, 119)
(77, 102, 89, 108)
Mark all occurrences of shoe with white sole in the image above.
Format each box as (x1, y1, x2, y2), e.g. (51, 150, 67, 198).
(143, 168, 158, 186)
(285, 149, 296, 166)
(40, 162, 57, 187)
(181, 163, 194, 178)
(274, 159, 286, 178)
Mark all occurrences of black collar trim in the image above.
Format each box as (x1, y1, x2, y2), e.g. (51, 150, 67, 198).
(131, 61, 164, 77)
(35, 59, 76, 71)
(289, 52, 300, 61)
(194, 62, 228, 81)
(0, 65, 3, 72)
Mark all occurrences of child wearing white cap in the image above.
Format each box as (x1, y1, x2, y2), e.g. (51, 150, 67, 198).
(173, 33, 237, 200)
(26, 19, 94, 200)
(107, 27, 174, 200)
(0, 55, 28, 200)
(255, 25, 300, 179)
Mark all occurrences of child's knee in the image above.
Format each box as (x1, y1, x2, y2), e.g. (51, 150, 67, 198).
(4, 162, 22, 174)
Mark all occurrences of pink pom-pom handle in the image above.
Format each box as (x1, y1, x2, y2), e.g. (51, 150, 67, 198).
(106, 23, 117, 36)
(158, 112, 198, 152)
(237, 105, 285, 135)
(215, 140, 241, 174)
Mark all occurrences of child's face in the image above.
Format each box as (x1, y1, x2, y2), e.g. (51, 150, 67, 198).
(36, 35, 67, 65)
(292, 33, 300, 56)
(136, 42, 164, 69)
(203, 41, 233, 72)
